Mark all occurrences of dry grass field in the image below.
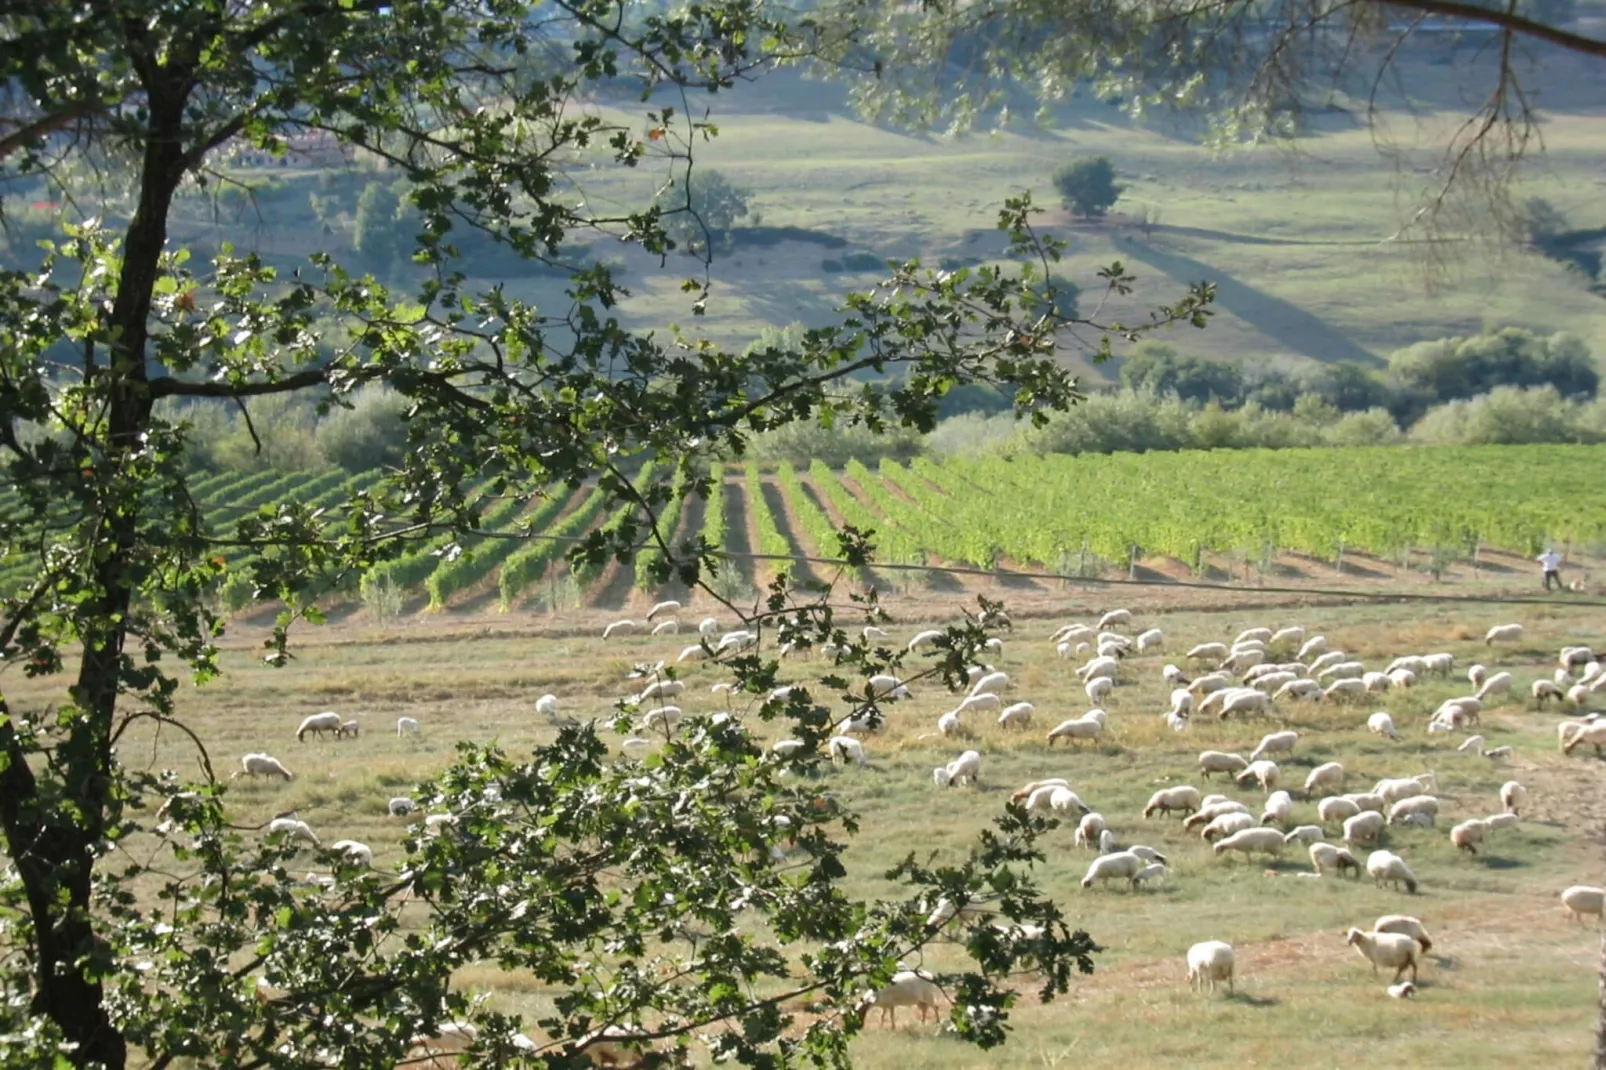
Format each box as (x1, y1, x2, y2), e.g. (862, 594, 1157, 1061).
(12, 584, 1606, 1067)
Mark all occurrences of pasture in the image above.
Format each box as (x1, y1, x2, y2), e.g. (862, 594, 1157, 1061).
(21, 590, 1606, 1067)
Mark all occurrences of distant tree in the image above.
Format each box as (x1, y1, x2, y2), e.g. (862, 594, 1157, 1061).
(656, 168, 753, 252)
(1299, 362, 1393, 412)
(1051, 156, 1125, 220)
(1389, 327, 1598, 404)
(1118, 343, 1243, 404)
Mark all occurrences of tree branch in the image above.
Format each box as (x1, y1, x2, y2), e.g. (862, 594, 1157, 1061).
(1378, 0, 1606, 58)
(0, 101, 110, 161)
(147, 367, 330, 399)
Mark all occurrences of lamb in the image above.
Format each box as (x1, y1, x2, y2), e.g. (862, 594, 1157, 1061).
(296, 711, 344, 742)
(858, 970, 945, 1028)
(1367, 849, 1419, 893)
(1485, 623, 1524, 645)
(1297, 635, 1328, 660)
(1304, 761, 1345, 796)
(1081, 850, 1145, 888)
(1143, 786, 1203, 819)
(936, 711, 964, 738)
(1343, 811, 1385, 846)
(396, 716, 421, 737)
(1098, 828, 1117, 853)
(233, 753, 293, 781)
(602, 619, 637, 639)
(1309, 841, 1362, 878)
(1074, 812, 1108, 849)
(997, 702, 1034, 729)
(1283, 824, 1325, 845)
(1561, 885, 1606, 923)
(388, 797, 417, 817)
(1346, 928, 1420, 983)
(1186, 940, 1235, 994)
(1213, 826, 1286, 860)
(1387, 795, 1440, 827)
(1500, 780, 1527, 815)
(1136, 628, 1164, 653)
(1374, 915, 1433, 952)
(534, 694, 561, 718)
(1187, 642, 1229, 663)
(1097, 608, 1133, 631)
(1450, 818, 1488, 854)
(1260, 790, 1294, 827)
(1475, 671, 1513, 702)
(1200, 812, 1256, 842)
(1318, 796, 1361, 825)
(1046, 714, 1105, 746)
(828, 736, 868, 768)
(1234, 759, 1280, 793)
(934, 750, 982, 788)
(1084, 676, 1115, 705)
(1133, 862, 1169, 887)
(329, 840, 373, 867)
(1198, 750, 1249, 778)
(1250, 731, 1299, 762)
(266, 817, 320, 847)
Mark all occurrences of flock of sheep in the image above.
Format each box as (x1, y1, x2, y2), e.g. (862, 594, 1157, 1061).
(213, 599, 1606, 1054)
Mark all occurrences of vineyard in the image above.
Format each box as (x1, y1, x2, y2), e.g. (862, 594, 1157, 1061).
(4, 444, 1601, 614)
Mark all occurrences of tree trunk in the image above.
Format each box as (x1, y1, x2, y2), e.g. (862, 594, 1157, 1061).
(1597, 923, 1606, 1069)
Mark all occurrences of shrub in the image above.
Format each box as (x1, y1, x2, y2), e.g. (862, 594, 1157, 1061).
(318, 387, 410, 473)
(1407, 384, 1599, 445)
(745, 419, 923, 468)
(1051, 155, 1125, 219)
(655, 169, 752, 253)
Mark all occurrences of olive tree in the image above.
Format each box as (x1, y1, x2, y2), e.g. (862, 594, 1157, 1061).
(0, 2, 1213, 1068)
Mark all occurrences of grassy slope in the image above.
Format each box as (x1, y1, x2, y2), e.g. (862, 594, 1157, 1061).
(24, 597, 1606, 1066)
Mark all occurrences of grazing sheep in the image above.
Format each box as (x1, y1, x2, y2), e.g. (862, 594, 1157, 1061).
(1388, 669, 1417, 690)
(1374, 915, 1433, 952)
(1187, 941, 1236, 994)
(858, 970, 945, 1028)
(1046, 713, 1105, 746)
(1234, 759, 1280, 793)
(1085, 676, 1115, 705)
(1362, 671, 1392, 692)
(1316, 661, 1366, 682)
(388, 797, 417, 817)
(1562, 720, 1606, 755)
(423, 813, 458, 836)
(1221, 649, 1266, 675)
(1143, 786, 1203, 819)
(1320, 678, 1367, 703)
(1484, 623, 1524, 645)
(1318, 796, 1362, 825)
(1199, 750, 1249, 778)
(1374, 777, 1433, 804)
(1098, 609, 1133, 631)
(1560, 720, 1589, 750)
(1367, 850, 1419, 894)
(1249, 671, 1298, 694)
(1183, 800, 1251, 831)
(295, 711, 344, 742)
(1081, 850, 1145, 888)
(697, 617, 720, 636)
(621, 737, 653, 758)
(1283, 824, 1325, 845)
(1213, 827, 1286, 860)
(1475, 671, 1513, 702)
(1187, 642, 1230, 663)
(1128, 844, 1169, 866)
(1450, 819, 1488, 854)
(1344, 791, 1387, 813)
(1346, 928, 1420, 983)
(1388, 981, 1418, 999)
(1133, 862, 1169, 887)
(1048, 787, 1089, 816)
(646, 599, 681, 621)
(1422, 652, 1454, 676)
(602, 619, 637, 639)
(1274, 678, 1324, 701)
(867, 674, 912, 700)
(651, 619, 678, 636)
(1098, 828, 1117, 853)
(934, 750, 982, 788)
(1260, 790, 1294, 827)
(636, 679, 685, 703)
(1297, 635, 1328, 660)
(1367, 712, 1401, 741)
(1308, 650, 1348, 675)
(1309, 841, 1362, 878)
(1200, 812, 1256, 842)
(907, 629, 944, 653)
(1188, 671, 1232, 696)
(1387, 795, 1441, 827)
(329, 840, 372, 867)
(828, 736, 868, 768)
(1562, 646, 1596, 669)
(1074, 812, 1108, 849)
(1250, 731, 1299, 763)
(997, 702, 1034, 730)
(1136, 628, 1164, 653)
(1561, 885, 1606, 923)
(1078, 655, 1121, 682)
(970, 670, 1009, 697)
(862, 626, 890, 641)
(1500, 780, 1527, 815)
(1304, 762, 1345, 796)
(1163, 664, 1191, 687)
(266, 817, 320, 848)
(936, 711, 964, 738)
(1468, 663, 1488, 688)
(676, 644, 708, 663)
(1271, 626, 1305, 646)
(1343, 811, 1385, 846)
(1457, 734, 1487, 753)
(1214, 688, 1273, 720)
(233, 753, 293, 781)
(1485, 812, 1520, 831)
(1012, 778, 1070, 804)
(396, 716, 422, 738)
(1533, 680, 1566, 706)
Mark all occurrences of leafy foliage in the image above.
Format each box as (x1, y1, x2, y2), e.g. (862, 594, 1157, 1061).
(1051, 157, 1125, 219)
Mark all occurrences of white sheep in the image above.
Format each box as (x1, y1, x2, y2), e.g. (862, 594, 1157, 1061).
(1297, 635, 1328, 660)
(645, 598, 681, 621)
(1346, 928, 1420, 983)
(997, 702, 1034, 729)
(1211, 688, 1272, 720)
(1250, 730, 1299, 762)
(862, 625, 890, 641)
(1533, 680, 1566, 706)
(1318, 796, 1361, 825)
(1485, 623, 1524, 645)
(1078, 655, 1120, 682)
(636, 679, 685, 702)
(329, 839, 372, 867)
(1081, 850, 1145, 888)
(1422, 652, 1454, 675)
(1098, 608, 1132, 631)
(1387, 795, 1440, 827)
(621, 737, 653, 758)
(1187, 941, 1236, 994)
(423, 813, 458, 836)
(828, 736, 868, 768)
(233, 753, 293, 781)
(1199, 750, 1249, 778)
(1343, 811, 1385, 846)
(1283, 824, 1325, 845)
(602, 619, 637, 639)
(1387, 669, 1417, 689)
(867, 673, 912, 699)
(676, 644, 707, 663)
(1074, 812, 1108, 849)
(1320, 678, 1367, 703)
(697, 616, 720, 636)
(396, 716, 420, 737)
(1303, 761, 1345, 796)
(1308, 650, 1348, 675)
(857, 970, 944, 1028)
(1200, 812, 1256, 842)
(1188, 671, 1232, 696)
(934, 750, 982, 788)
(1367, 712, 1401, 741)
(1450, 818, 1488, 854)
(1344, 791, 1387, 812)
(1213, 826, 1286, 860)
(1362, 671, 1392, 692)
(1136, 627, 1164, 653)
(1457, 734, 1487, 753)
(1367, 849, 1419, 893)
(907, 629, 944, 653)
(936, 711, 964, 738)
(266, 817, 320, 847)
(1046, 714, 1105, 746)
(1143, 786, 1202, 819)
(1271, 626, 1305, 647)
(1309, 841, 1362, 878)
(1562, 885, 1606, 923)
(1468, 663, 1488, 688)
(1563, 721, 1606, 755)
(1475, 671, 1513, 702)
(1183, 800, 1251, 832)
(953, 692, 1001, 717)
(1485, 812, 1520, 831)
(969, 670, 1009, 697)
(1374, 915, 1433, 951)
(295, 711, 344, 742)
(650, 619, 678, 636)
(1274, 678, 1324, 701)
(1250, 671, 1298, 693)
(1316, 661, 1365, 682)
(1083, 676, 1114, 705)
(1133, 862, 1168, 887)
(1500, 780, 1527, 815)
(1260, 790, 1294, 827)
(388, 797, 417, 817)
(1234, 759, 1280, 793)
(1374, 777, 1433, 804)
(535, 694, 560, 717)
(1187, 642, 1230, 663)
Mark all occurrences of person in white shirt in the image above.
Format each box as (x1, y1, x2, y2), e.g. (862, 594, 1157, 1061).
(1537, 548, 1564, 591)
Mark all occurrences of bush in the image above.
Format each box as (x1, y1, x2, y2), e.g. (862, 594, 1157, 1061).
(178, 394, 322, 474)
(656, 169, 752, 253)
(745, 419, 923, 468)
(1407, 384, 1601, 445)
(1051, 155, 1125, 219)
(925, 411, 1018, 455)
(318, 387, 411, 473)
(1387, 327, 1598, 410)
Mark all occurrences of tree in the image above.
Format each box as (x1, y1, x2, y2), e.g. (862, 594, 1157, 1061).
(352, 179, 404, 270)
(655, 168, 754, 254)
(1052, 157, 1124, 220)
(0, 3, 1214, 1068)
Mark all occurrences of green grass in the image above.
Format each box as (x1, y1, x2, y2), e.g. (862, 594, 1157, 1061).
(17, 595, 1606, 1066)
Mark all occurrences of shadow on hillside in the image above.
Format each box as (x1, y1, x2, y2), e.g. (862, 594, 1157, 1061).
(1113, 236, 1383, 367)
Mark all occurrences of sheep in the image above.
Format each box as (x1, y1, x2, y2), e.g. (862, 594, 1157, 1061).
(1320, 678, 1367, 703)
(1362, 671, 1392, 693)
(1168, 688, 1195, 714)
(1077, 655, 1120, 682)
(1367, 849, 1419, 893)
(329, 840, 372, 867)
(1012, 778, 1070, 804)
(1533, 680, 1566, 706)
(424, 813, 458, 836)
(1143, 786, 1203, 819)
(1422, 652, 1454, 676)
(1136, 627, 1164, 653)
(1374, 777, 1433, 804)
(1394, 812, 1433, 830)
(1388, 981, 1418, 999)
(296, 711, 344, 742)
(1250, 730, 1299, 762)
(1485, 812, 1520, 831)
(1234, 759, 1280, 793)
(862, 626, 890, 641)
(934, 711, 964, 738)
(907, 629, 944, 653)
(640, 705, 683, 730)
(1187, 642, 1230, 663)
(1084, 676, 1115, 705)
(1046, 714, 1105, 746)
(406, 1022, 481, 1059)
(636, 679, 685, 703)
(1468, 663, 1488, 688)
(1485, 623, 1524, 645)
(1051, 623, 1094, 644)
(1475, 671, 1513, 702)
(1386, 655, 1428, 675)
(1187, 941, 1236, 994)
(1318, 796, 1362, 825)
(650, 619, 679, 636)
(1081, 850, 1145, 888)
(1274, 678, 1324, 701)
(717, 630, 756, 652)
(697, 616, 720, 636)
(1562, 721, 1606, 755)
(1387, 795, 1440, 827)
(1303, 761, 1345, 797)
(1097, 639, 1129, 660)
(857, 970, 945, 1028)
(1199, 750, 1249, 778)
(1214, 826, 1286, 860)
(1200, 812, 1256, 842)
(934, 750, 982, 788)
(1343, 811, 1385, 846)
(994, 702, 1033, 730)
(1260, 790, 1294, 827)
(1074, 812, 1108, 849)
(602, 619, 637, 639)
(1128, 844, 1170, 866)
(675, 644, 709, 664)
(1133, 862, 1169, 887)
(1219, 688, 1274, 720)
(970, 670, 1009, 697)
(1561, 885, 1606, 923)
(1297, 635, 1328, 660)
(1183, 800, 1251, 831)
(266, 817, 320, 848)
(1562, 646, 1596, 669)
(396, 716, 421, 737)
(1247, 670, 1298, 693)
(1308, 650, 1348, 675)
(1457, 734, 1487, 753)
(1500, 780, 1527, 815)
(388, 797, 416, 817)
(1366, 711, 1402, 741)
(1346, 928, 1420, 983)
(1188, 671, 1232, 696)
(232, 753, 293, 781)
(828, 736, 868, 768)
(1098, 608, 1133, 631)
(865, 674, 911, 700)
(926, 897, 986, 929)
(1220, 649, 1265, 675)
(1309, 841, 1362, 878)
(1450, 818, 1488, 854)
(1048, 787, 1089, 816)
(1316, 661, 1366, 682)
(1162, 664, 1191, 687)
(1568, 684, 1594, 706)
(1283, 824, 1326, 845)
(1387, 669, 1417, 690)
(1271, 625, 1305, 647)
(620, 737, 654, 759)
(1374, 915, 1433, 952)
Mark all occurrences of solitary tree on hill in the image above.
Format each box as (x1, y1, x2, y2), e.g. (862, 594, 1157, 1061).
(1052, 156, 1125, 220)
